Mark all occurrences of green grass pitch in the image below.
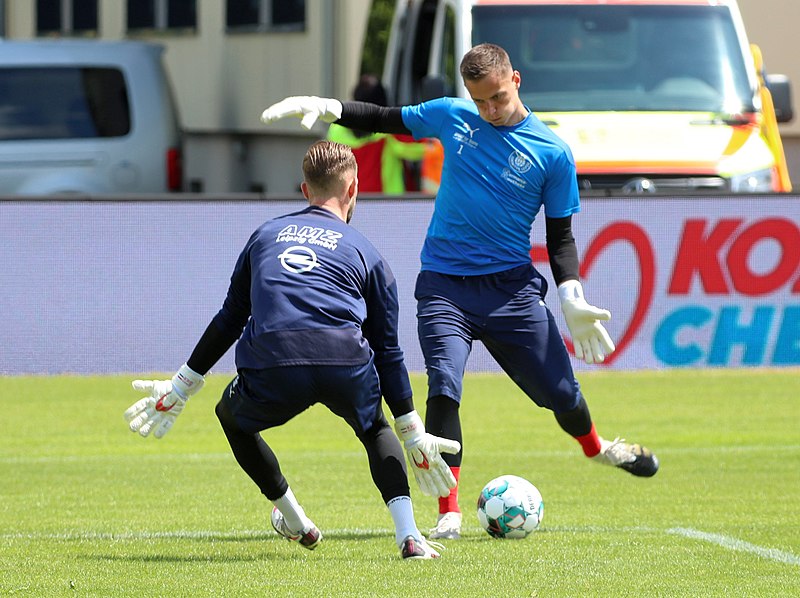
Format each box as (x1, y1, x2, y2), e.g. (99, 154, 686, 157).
(2, 370, 798, 596)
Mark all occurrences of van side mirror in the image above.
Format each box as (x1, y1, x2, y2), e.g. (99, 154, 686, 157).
(766, 74, 794, 123)
(421, 75, 448, 101)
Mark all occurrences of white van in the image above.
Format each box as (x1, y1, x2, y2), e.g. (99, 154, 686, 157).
(0, 40, 183, 195)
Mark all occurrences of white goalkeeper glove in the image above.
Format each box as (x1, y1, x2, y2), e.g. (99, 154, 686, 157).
(558, 279, 616, 365)
(260, 96, 343, 130)
(124, 364, 205, 439)
(394, 410, 461, 498)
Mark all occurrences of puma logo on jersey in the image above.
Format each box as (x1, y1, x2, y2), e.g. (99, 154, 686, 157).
(461, 122, 480, 138)
(453, 123, 480, 150)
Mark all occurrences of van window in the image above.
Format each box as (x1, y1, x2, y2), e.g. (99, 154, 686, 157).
(0, 67, 130, 140)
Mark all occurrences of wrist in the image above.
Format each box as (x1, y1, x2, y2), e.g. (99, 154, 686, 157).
(558, 279, 584, 304)
(394, 410, 424, 440)
(171, 363, 204, 399)
(326, 98, 343, 121)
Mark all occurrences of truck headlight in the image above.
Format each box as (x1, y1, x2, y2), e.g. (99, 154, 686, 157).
(729, 168, 775, 192)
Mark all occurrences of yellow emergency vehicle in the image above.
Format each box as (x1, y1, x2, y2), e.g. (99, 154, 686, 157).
(380, 0, 793, 194)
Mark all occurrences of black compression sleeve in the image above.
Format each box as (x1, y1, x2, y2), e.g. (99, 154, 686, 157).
(336, 101, 411, 135)
(545, 215, 580, 285)
(385, 397, 415, 419)
(186, 320, 241, 375)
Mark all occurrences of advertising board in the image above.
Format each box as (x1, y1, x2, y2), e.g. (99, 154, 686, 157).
(1, 197, 797, 373)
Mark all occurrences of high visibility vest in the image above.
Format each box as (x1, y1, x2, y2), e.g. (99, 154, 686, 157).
(421, 139, 443, 195)
(328, 124, 427, 194)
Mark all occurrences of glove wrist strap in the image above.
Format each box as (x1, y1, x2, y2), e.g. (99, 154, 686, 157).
(394, 410, 424, 441)
(558, 279, 584, 304)
(171, 363, 204, 400)
(326, 98, 343, 121)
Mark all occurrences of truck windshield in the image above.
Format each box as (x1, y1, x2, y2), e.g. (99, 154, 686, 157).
(472, 4, 756, 114)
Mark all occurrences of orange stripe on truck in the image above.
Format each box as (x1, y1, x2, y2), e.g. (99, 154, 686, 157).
(577, 161, 720, 175)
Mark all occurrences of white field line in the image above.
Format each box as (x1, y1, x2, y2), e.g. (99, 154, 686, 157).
(667, 527, 800, 566)
(2, 444, 799, 465)
(5, 526, 800, 568)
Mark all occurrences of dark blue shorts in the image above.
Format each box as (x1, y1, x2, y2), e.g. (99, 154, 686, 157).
(220, 359, 384, 436)
(414, 263, 581, 413)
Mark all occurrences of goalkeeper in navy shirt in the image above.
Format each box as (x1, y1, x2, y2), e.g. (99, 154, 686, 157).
(262, 43, 659, 541)
(124, 140, 458, 560)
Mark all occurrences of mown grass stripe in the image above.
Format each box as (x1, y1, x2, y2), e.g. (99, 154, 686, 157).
(2, 444, 798, 465)
(0, 525, 658, 542)
(0, 528, 395, 541)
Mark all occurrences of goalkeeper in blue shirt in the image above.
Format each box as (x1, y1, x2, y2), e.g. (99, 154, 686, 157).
(124, 140, 458, 559)
(261, 43, 659, 541)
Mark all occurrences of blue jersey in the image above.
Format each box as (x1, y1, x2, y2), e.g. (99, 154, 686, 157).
(211, 206, 411, 404)
(402, 98, 580, 275)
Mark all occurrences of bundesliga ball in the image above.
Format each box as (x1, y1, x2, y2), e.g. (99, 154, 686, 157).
(477, 475, 544, 539)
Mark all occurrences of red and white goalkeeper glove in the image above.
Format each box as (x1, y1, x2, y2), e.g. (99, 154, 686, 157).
(558, 280, 616, 364)
(260, 96, 343, 130)
(394, 410, 461, 497)
(124, 364, 204, 439)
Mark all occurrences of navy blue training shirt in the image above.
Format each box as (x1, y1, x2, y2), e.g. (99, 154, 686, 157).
(210, 205, 412, 405)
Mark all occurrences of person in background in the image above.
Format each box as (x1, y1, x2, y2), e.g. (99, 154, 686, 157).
(327, 74, 428, 194)
(124, 140, 459, 559)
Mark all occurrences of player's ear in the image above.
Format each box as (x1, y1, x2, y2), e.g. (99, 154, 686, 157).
(300, 181, 310, 200)
(513, 70, 521, 89)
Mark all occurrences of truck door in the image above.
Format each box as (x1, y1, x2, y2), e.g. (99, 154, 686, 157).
(383, 0, 462, 105)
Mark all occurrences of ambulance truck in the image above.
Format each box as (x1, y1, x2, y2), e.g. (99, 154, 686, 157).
(380, 0, 793, 194)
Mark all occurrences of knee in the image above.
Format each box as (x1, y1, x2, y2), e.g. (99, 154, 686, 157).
(357, 412, 390, 444)
(543, 377, 582, 413)
(215, 397, 241, 433)
(426, 394, 460, 422)
(427, 393, 459, 411)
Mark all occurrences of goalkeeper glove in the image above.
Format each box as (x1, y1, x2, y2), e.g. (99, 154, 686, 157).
(260, 96, 343, 130)
(394, 410, 461, 498)
(124, 364, 204, 439)
(558, 279, 616, 365)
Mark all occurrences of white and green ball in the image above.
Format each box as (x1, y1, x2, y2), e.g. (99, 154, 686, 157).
(477, 474, 544, 539)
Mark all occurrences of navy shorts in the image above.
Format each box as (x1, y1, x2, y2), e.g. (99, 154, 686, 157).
(220, 359, 385, 436)
(414, 263, 582, 413)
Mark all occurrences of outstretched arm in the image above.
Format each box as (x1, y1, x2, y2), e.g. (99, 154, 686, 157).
(124, 242, 253, 438)
(261, 96, 412, 135)
(337, 102, 411, 135)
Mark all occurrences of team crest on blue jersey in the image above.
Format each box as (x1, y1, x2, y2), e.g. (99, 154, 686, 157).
(508, 150, 533, 174)
(278, 246, 319, 273)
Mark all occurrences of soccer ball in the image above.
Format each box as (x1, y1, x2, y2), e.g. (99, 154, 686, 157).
(477, 475, 544, 539)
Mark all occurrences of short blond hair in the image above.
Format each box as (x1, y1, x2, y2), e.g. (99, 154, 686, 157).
(460, 43, 513, 82)
(302, 140, 357, 194)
